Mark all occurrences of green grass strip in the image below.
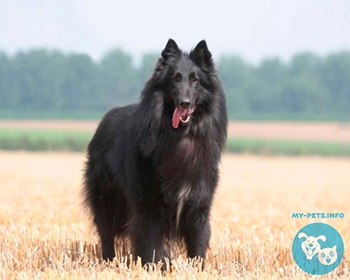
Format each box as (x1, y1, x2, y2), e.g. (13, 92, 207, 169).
(0, 110, 349, 122)
(0, 128, 93, 152)
(226, 138, 350, 156)
(0, 110, 105, 120)
(1, 128, 350, 156)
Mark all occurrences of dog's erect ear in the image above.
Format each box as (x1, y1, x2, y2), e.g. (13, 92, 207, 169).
(316, 235, 327, 242)
(298, 232, 308, 239)
(161, 39, 181, 59)
(190, 40, 213, 69)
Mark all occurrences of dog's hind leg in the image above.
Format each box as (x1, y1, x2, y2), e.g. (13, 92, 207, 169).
(86, 179, 128, 261)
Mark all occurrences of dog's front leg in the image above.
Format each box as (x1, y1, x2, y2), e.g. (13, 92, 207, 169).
(180, 202, 211, 269)
(130, 208, 170, 270)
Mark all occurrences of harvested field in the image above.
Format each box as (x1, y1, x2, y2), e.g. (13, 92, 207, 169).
(0, 120, 350, 142)
(0, 152, 349, 279)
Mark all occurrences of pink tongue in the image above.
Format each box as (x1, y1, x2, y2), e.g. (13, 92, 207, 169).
(172, 108, 189, 129)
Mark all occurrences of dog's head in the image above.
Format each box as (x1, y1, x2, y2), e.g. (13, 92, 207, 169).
(298, 232, 326, 250)
(150, 39, 218, 129)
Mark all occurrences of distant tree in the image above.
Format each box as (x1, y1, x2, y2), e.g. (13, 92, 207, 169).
(217, 55, 252, 117)
(12, 50, 60, 110)
(281, 53, 329, 114)
(99, 49, 138, 108)
(61, 53, 99, 111)
(248, 57, 286, 114)
(0, 47, 350, 120)
(0, 52, 12, 108)
(321, 52, 350, 113)
(137, 52, 158, 92)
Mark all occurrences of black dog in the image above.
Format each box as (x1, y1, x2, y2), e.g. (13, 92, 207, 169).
(83, 39, 227, 269)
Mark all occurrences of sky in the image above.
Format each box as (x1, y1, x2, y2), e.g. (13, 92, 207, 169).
(1, 0, 350, 63)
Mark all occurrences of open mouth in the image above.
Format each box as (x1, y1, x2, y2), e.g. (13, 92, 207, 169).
(172, 107, 195, 129)
(307, 247, 316, 256)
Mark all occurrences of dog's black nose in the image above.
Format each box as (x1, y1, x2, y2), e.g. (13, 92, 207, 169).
(179, 99, 190, 109)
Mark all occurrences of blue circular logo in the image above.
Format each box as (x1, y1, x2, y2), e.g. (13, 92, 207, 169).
(292, 223, 344, 275)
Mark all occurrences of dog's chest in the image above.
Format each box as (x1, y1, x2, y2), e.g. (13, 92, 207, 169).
(176, 137, 195, 157)
(162, 138, 198, 169)
(176, 184, 191, 227)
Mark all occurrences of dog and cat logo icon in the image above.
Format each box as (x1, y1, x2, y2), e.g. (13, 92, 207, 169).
(298, 232, 337, 265)
(292, 223, 344, 275)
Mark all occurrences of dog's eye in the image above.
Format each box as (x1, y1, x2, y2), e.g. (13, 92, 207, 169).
(189, 73, 198, 84)
(191, 76, 198, 84)
(173, 73, 182, 82)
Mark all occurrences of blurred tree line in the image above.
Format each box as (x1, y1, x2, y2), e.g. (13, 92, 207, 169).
(0, 49, 349, 120)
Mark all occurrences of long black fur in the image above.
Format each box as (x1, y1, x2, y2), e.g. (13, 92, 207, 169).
(83, 39, 227, 269)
